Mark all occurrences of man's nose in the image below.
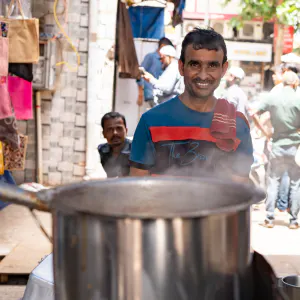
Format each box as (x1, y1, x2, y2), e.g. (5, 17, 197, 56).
(113, 128, 118, 134)
(198, 67, 209, 80)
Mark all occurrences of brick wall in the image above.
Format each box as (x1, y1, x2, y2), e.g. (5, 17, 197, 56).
(12, 0, 88, 185)
(11, 0, 116, 185)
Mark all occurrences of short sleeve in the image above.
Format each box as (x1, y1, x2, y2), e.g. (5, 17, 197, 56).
(256, 94, 271, 113)
(129, 116, 156, 170)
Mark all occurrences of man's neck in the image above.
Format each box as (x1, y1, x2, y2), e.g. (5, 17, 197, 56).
(179, 92, 217, 112)
(111, 141, 126, 157)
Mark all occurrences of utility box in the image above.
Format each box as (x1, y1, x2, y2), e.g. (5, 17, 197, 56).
(33, 41, 56, 91)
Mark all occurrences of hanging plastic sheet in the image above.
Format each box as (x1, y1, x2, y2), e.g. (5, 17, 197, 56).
(128, 6, 164, 40)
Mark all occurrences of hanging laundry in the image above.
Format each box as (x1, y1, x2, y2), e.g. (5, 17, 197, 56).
(0, 22, 9, 76)
(0, 76, 19, 149)
(171, 0, 186, 27)
(3, 134, 27, 170)
(128, 6, 165, 40)
(9, 63, 33, 82)
(0, 76, 12, 119)
(8, 76, 33, 120)
(116, 0, 141, 79)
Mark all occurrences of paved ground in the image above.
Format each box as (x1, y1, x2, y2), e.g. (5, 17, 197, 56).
(0, 285, 25, 300)
(1, 203, 300, 299)
(251, 203, 300, 278)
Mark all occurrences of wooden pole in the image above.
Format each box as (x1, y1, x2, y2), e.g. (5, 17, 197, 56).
(36, 91, 43, 184)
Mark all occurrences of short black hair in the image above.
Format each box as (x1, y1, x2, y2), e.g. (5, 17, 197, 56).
(101, 112, 127, 129)
(159, 37, 173, 48)
(180, 27, 227, 64)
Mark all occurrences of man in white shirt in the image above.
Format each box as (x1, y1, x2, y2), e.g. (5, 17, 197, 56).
(224, 66, 248, 116)
(143, 45, 184, 104)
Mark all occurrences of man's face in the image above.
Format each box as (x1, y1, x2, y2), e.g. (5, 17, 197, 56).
(225, 73, 235, 87)
(272, 72, 282, 85)
(103, 118, 127, 147)
(179, 45, 228, 100)
(160, 54, 171, 69)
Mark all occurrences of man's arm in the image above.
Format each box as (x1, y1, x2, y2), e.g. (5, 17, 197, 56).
(144, 63, 178, 95)
(129, 116, 156, 175)
(130, 167, 150, 177)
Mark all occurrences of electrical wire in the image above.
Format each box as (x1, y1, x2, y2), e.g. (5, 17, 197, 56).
(53, 0, 80, 72)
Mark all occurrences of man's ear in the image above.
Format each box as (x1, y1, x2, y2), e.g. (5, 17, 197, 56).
(102, 131, 105, 139)
(178, 60, 184, 76)
(126, 128, 128, 135)
(221, 61, 229, 77)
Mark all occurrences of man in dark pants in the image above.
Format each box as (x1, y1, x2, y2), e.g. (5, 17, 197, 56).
(98, 112, 131, 177)
(253, 71, 300, 229)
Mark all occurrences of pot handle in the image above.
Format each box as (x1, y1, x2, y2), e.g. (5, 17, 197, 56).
(0, 183, 51, 212)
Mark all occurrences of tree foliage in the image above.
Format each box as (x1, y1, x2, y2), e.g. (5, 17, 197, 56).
(224, 0, 300, 29)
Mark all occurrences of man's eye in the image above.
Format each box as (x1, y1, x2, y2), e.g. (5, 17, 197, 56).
(189, 62, 199, 67)
(208, 63, 219, 68)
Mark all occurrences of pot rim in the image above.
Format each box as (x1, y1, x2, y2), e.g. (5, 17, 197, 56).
(39, 177, 265, 219)
(281, 275, 300, 289)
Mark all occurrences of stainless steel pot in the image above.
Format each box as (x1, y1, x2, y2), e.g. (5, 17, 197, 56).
(281, 275, 300, 300)
(0, 177, 264, 300)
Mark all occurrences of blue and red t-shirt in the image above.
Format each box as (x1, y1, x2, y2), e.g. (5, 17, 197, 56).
(130, 96, 253, 178)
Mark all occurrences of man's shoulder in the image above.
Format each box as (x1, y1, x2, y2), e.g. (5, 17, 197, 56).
(144, 51, 158, 61)
(98, 143, 110, 154)
(142, 97, 179, 121)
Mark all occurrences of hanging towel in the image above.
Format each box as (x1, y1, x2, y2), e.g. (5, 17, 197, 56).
(211, 98, 239, 152)
(128, 6, 164, 40)
(116, 0, 141, 79)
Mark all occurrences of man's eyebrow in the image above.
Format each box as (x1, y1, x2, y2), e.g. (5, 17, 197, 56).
(208, 60, 221, 65)
(187, 59, 221, 65)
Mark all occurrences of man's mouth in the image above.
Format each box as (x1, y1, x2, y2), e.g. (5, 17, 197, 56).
(195, 82, 209, 88)
(193, 79, 213, 89)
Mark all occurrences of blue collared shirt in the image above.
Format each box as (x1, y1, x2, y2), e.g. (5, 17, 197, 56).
(98, 139, 132, 177)
(138, 51, 163, 101)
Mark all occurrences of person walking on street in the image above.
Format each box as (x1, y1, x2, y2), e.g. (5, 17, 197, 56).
(142, 45, 184, 105)
(137, 37, 173, 108)
(129, 28, 253, 181)
(252, 71, 300, 229)
(271, 64, 300, 95)
(98, 112, 131, 178)
(225, 66, 248, 117)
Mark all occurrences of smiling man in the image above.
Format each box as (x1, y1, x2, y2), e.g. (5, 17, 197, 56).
(129, 28, 253, 181)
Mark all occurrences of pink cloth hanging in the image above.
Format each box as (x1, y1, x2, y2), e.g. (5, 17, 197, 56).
(0, 76, 13, 119)
(0, 36, 9, 76)
(8, 76, 33, 120)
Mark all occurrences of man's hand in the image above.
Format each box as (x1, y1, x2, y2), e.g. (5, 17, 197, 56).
(142, 71, 154, 82)
(137, 86, 144, 106)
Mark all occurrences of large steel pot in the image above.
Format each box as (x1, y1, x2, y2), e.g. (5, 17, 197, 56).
(0, 177, 264, 300)
(281, 275, 300, 300)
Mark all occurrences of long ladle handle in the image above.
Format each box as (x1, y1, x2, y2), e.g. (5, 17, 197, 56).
(0, 183, 50, 212)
